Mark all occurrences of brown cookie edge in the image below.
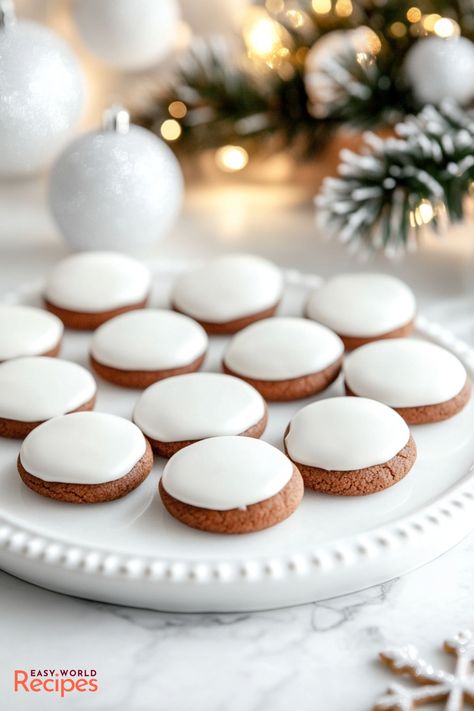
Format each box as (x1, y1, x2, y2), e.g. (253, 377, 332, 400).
(337, 319, 416, 351)
(222, 357, 342, 401)
(44, 296, 149, 331)
(304, 302, 415, 351)
(171, 301, 280, 335)
(18, 439, 153, 503)
(90, 351, 206, 389)
(0, 338, 62, 364)
(345, 378, 471, 424)
(0, 393, 97, 440)
(284, 432, 417, 496)
(159, 465, 303, 534)
(143, 405, 268, 458)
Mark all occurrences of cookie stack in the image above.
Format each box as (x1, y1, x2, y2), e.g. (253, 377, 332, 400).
(0, 252, 470, 536)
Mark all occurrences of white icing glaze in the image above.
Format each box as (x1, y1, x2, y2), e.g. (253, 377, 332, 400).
(20, 412, 147, 484)
(0, 357, 96, 422)
(285, 397, 410, 471)
(91, 309, 208, 371)
(44, 252, 151, 312)
(171, 253, 283, 323)
(223, 317, 343, 380)
(0, 305, 63, 361)
(306, 273, 416, 337)
(133, 373, 265, 442)
(344, 338, 467, 408)
(161, 436, 293, 510)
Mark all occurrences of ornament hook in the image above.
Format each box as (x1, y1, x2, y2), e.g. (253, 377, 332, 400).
(102, 105, 130, 135)
(0, 0, 16, 28)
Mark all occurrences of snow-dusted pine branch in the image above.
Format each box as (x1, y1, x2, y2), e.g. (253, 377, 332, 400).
(315, 102, 474, 254)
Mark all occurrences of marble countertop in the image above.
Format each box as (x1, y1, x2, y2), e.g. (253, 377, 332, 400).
(1, 176, 474, 711)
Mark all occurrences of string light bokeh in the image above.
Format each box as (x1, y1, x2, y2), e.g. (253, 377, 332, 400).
(154, 1, 464, 173)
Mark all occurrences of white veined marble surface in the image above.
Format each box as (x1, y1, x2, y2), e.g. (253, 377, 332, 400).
(1, 174, 474, 711)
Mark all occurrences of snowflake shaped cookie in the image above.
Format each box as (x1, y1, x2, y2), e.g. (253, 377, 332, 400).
(374, 631, 474, 711)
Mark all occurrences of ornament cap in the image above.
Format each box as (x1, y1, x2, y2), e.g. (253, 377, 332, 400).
(0, 0, 16, 29)
(102, 105, 130, 135)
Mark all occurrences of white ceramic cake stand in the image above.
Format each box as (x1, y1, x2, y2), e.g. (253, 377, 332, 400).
(1, 263, 474, 612)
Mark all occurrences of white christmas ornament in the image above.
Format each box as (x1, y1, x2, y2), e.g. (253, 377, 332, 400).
(48, 107, 183, 253)
(0, 3, 84, 177)
(180, 0, 250, 37)
(72, 0, 180, 71)
(405, 37, 474, 106)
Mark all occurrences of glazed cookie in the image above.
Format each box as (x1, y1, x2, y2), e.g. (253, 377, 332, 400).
(284, 397, 416, 496)
(159, 436, 303, 534)
(306, 273, 416, 350)
(133, 372, 267, 457)
(171, 253, 283, 334)
(344, 339, 471, 424)
(223, 317, 344, 401)
(0, 357, 96, 438)
(18, 412, 153, 503)
(90, 309, 208, 388)
(0, 304, 63, 361)
(44, 251, 151, 330)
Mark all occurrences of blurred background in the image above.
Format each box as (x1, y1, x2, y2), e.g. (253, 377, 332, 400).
(1, 0, 473, 303)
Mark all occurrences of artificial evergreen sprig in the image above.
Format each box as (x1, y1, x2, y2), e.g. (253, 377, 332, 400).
(134, 37, 335, 157)
(306, 46, 414, 129)
(133, 0, 474, 158)
(315, 102, 474, 252)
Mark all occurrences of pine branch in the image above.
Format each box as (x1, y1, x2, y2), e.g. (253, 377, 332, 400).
(133, 37, 336, 157)
(315, 102, 474, 253)
(132, 1, 474, 158)
(306, 46, 415, 129)
(276, 0, 474, 46)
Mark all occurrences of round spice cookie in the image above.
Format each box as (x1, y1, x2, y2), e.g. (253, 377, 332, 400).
(223, 317, 344, 401)
(284, 397, 416, 496)
(0, 304, 63, 362)
(306, 273, 416, 350)
(159, 436, 303, 534)
(170, 253, 283, 334)
(133, 372, 267, 457)
(90, 309, 208, 388)
(18, 412, 153, 503)
(343, 338, 471, 424)
(44, 251, 151, 330)
(0, 356, 97, 439)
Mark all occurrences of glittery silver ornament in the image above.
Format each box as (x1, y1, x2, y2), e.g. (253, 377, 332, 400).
(0, 5, 84, 177)
(48, 107, 184, 253)
(404, 36, 474, 106)
(72, 0, 179, 71)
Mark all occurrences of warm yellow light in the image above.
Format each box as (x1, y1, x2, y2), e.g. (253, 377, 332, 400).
(295, 46, 309, 63)
(335, 0, 352, 18)
(160, 119, 182, 141)
(422, 13, 441, 31)
(168, 101, 187, 119)
(415, 199, 435, 225)
(244, 13, 282, 58)
(215, 145, 249, 172)
(406, 7, 421, 23)
(312, 0, 331, 13)
(434, 17, 460, 37)
(390, 21, 407, 37)
(353, 27, 382, 55)
(286, 9, 304, 28)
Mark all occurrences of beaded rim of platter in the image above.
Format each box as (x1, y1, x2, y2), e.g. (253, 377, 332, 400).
(0, 268, 473, 587)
